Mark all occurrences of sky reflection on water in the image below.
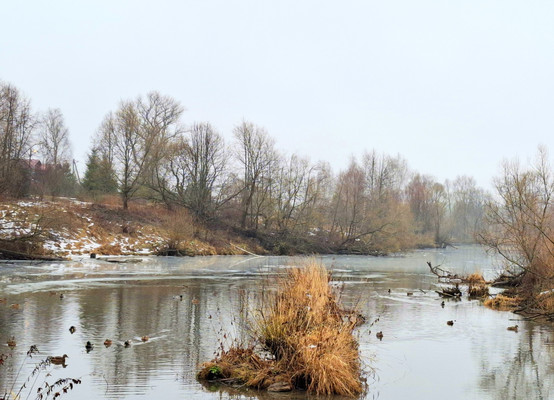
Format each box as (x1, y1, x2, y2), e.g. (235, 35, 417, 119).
(0, 246, 552, 400)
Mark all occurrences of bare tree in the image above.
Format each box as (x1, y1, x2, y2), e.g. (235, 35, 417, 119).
(95, 112, 117, 168)
(362, 150, 407, 202)
(96, 92, 184, 209)
(272, 154, 318, 232)
(39, 108, 71, 165)
(112, 100, 142, 209)
(328, 153, 415, 253)
(233, 121, 278, 230)
(166, 122, 227, 218)
(479, 147, 554, 317)
(449, 176, 485, 241)
(0, 82, 37, 196)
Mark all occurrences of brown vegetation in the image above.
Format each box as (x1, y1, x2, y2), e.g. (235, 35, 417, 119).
(198, 262, 363, 396)
(0, 199, 265, 257)
(484, 294, 522, 311)
(479, 148, 554, 320)
(2, 79, 491, 257)
(467, 273, 490, 298)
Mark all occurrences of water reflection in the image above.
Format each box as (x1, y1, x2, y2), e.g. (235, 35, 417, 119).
(477, 322, 554, 399)
(0, 246, 552, 400)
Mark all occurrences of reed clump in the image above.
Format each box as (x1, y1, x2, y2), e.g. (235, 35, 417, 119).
(466, 273, 489, 298)
(484, 294, 521, 311)
(198, 262, 363, 396)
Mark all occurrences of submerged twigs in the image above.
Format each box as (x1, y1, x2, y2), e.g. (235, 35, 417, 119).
(427, 262, 490, 299)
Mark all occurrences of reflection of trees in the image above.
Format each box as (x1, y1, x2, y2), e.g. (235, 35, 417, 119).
(0, 278, 267, 397)
(0, 293, 66, 393)
(478, 324, 554, 399)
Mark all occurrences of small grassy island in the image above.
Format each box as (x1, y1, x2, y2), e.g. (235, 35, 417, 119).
(197, 262, 364, 396)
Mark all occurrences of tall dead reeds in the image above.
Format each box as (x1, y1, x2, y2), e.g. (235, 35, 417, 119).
(484, 294, 521, 311)
(466, 273, 489, 298)
(198, 261, 363, 396)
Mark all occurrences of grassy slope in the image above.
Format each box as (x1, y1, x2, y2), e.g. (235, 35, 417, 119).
(0, 198, 265, 257)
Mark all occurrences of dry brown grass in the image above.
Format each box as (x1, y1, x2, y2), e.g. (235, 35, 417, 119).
(197, 347, 276, 388)
(162, 208, 195, 250)
(198, 261, 363, 396)
(469, 284, 489, 298)
(484, 294, 521, 311)
(95, 243, 122, 255)
(466, 273, 489, 298)
(466, 273, 486, 284)
(0, 198, 271, 257)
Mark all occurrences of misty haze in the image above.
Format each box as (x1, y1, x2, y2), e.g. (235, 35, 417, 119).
(1, 1, 553, 400)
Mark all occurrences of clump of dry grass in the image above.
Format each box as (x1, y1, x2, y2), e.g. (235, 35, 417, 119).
(95, 243, 122, 255)
(484, 294, 521, 311)
(197, 347, 275, 388)
(198, 262, 363, 396)
(162, 208, 195, 250)
(466, 273, 486, 284)
(258, 263, 362, 395)
(469, 284, 489, 297)
(466, 273, 489, 298)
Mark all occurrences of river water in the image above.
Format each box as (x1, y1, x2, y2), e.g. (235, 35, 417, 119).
(0, 246, 552, 399)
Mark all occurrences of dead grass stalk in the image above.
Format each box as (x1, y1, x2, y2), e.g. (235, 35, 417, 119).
(198, 261, 363, 396)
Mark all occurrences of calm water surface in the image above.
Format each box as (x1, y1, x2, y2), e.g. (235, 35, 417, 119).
(0, 246, 552, 399)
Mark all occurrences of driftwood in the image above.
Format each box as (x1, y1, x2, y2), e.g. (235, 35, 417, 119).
(427, 261, 460, 281)
(435, 285, 462, 298)
(0, 248, 64, 261)
(490, 273, 523, 288)
(427, 261, 464, 298)
(230, 243, 261, 257)
(101, 258, 143, 264)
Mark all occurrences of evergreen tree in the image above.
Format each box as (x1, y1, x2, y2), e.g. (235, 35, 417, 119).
(82, 149, 118, 193)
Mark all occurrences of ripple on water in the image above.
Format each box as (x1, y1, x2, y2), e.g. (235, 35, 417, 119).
(0, 248, 552, 400)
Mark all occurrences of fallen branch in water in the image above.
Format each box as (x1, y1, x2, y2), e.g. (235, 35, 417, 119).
(0, 248, 64, 261)
(229, 243, 262, 257)
(435, 289, 461, 298)
(427, 261, 460, 281)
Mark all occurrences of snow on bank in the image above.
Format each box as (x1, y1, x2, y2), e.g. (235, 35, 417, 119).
(0, 200, 165, 256)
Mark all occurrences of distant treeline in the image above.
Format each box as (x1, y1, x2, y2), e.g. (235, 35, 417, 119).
(0, 82, 486, 254)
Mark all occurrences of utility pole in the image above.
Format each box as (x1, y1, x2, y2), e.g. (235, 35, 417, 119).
(72, 159, 81, 185)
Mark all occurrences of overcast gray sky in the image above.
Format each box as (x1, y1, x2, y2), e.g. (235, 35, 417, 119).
(3, 0, 554, 190)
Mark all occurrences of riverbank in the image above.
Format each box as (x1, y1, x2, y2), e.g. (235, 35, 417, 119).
(0, 198, 265, 258)
(0, 198, 450, 259)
